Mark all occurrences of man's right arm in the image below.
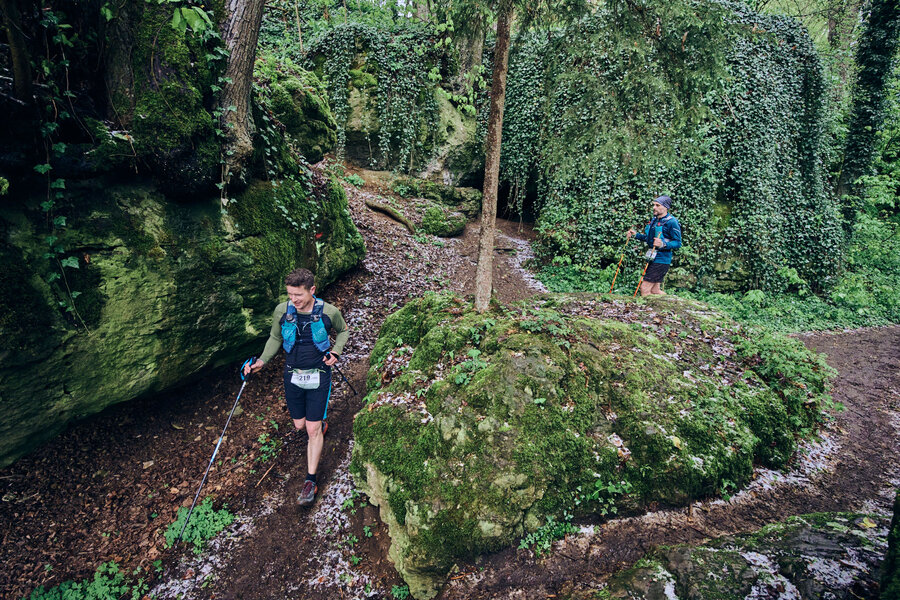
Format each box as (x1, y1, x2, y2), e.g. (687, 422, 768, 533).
(257, 303, 286, 366)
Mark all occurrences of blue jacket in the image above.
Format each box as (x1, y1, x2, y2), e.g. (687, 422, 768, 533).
(635, 214, 682, 265)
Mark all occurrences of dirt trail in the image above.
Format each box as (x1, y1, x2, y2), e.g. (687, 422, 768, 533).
(1, 174, 898, 600)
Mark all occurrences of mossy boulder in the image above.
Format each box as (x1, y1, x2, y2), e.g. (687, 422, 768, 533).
(254, 56, 338, 164)
(350, 293, 833, 598)
(419, 205, 466, 237)
(884, 490, 900, 599)
(0, 169, 363, 468)
(604, 513, 890, 599)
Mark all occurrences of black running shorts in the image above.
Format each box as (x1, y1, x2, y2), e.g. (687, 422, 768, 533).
(283, 367, 332, 422)
(643, 262, 670, 284)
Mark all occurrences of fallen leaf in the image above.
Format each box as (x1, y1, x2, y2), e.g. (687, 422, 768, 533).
(861, 517, 877, 529)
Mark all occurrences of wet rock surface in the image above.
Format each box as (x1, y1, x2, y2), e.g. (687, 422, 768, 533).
(605, 513, 890, 600)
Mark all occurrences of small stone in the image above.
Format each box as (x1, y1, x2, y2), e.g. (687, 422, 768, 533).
(142, 461, 154, 470)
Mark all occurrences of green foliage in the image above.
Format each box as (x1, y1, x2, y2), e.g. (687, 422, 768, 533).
(24, 562, 148, 600)
(306, 23, 445, 170)
(391, 584, 411, 599)
(256, 432, 282, 462)
(496, 4, 841, 293)
(164, 496, 235, 554)
(343, 173, 366, 187)
(518, 515, 578, 556)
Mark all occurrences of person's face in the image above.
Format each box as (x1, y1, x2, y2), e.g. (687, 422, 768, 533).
(652, 201, 667, 217)
(286, 285, 316, 311)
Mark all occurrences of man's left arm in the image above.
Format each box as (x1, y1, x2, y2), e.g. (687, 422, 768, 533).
(327, 305, 350, 356)
(663, 219, 682, 251)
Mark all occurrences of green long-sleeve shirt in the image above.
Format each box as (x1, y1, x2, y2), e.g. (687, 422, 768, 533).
(258, 300, 349, 365)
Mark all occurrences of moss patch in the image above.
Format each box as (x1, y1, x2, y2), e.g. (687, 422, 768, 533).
(351, 293, 833, 597)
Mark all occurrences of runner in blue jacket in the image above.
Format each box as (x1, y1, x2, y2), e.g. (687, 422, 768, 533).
(627, 195, 682, 296)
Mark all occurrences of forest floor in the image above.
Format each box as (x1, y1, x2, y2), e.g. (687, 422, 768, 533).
(1, 168, 898, 600)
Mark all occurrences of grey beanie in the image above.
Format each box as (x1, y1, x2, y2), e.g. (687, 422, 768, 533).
(654, 195, 672, 210)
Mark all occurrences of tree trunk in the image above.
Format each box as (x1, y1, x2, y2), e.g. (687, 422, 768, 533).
(0, 0, 33, 104)
(104, 1, 140, 126)
(221, 0, 265, 179)
(837, 0, 900, 225)
(473, 1, 513, 313)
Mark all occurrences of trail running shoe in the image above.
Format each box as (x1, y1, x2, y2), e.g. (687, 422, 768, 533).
(298, 480, 317, 506)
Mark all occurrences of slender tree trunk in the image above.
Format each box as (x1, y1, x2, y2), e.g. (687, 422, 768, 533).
(221, 0, 265, 178)
(0, 0, 33, 104)
(473, 2, 513, 313)
(837, 0, 900, 224)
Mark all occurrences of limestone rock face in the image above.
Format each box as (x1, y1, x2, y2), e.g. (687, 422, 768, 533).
(606, 513, 890, 600)
(351, 293, 833, 598)
(0, 171, 363, 468)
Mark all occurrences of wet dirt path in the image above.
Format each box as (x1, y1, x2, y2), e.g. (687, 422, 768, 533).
(145, 189, 543, 599)
(438, 326, 900, 600)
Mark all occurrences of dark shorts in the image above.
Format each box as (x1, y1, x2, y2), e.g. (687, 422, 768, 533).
(283, 367, 332, 422)
(643, 262, 670, 284)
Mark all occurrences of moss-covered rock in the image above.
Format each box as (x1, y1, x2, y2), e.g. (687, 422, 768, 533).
(884, 490, 900, 600)
(351, 293, 833, 598)
(604, 513, 890, 599)
(0, 170, 363, 468)
(419, 205, 467, 237)
(127, 3, 222, 197)
(254, 55, 338, 164)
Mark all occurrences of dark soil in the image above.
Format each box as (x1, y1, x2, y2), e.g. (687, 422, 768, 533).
(1, 166, 898, 600)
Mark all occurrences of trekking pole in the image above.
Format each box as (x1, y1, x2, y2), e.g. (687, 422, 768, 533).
(633, 228, 663, 298)
(177, 357, 256, 545)
(607, 236, 632, 294)
(326, 353, 358, 396)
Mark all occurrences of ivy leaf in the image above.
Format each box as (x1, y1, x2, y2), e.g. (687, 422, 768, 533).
(170, 8, 186, 35)
(34, 164, 53, 175)
(181, 7, 207, 33)
(50, 179, 66, 190)
(60, 256, 80, 269)
(53, 216, 67, 227)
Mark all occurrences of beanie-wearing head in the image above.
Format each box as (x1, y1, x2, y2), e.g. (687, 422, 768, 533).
(654, 195, 672, 210)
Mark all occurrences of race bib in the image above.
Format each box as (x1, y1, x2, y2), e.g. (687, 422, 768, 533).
(291, 368, 321, 389)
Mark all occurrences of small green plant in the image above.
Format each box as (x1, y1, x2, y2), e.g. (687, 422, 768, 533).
(454, 349, 488, 385)
(343, 173, 366, 187)
(256, 432, 282, 462)
(345, 534, 359, 547)
(164, 496, 234, 554)
(349, 555, 362, 566)
(25, 562, 147, 600)
(518, 515, 577, 556)
(363, 525, 373, 538)
(391, 584, 411, 600)
(586, 479, 634, 516)
(341, 489, 361, 513)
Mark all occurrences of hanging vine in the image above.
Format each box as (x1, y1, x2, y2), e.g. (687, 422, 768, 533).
(306, 22, 445, 171)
